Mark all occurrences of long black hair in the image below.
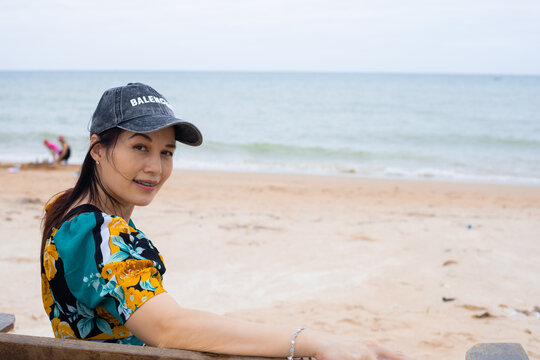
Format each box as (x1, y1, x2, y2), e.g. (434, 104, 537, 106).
(40, 127, 123, 261)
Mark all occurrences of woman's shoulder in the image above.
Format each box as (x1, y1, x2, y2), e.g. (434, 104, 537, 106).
(52, 206, 140, 261)
(55, 205, 139, 241)
(53, 206, 103, 242)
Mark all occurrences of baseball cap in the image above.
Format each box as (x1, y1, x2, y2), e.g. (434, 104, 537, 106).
(90, 83, 202, 146)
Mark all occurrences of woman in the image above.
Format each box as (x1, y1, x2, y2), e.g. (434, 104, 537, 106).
(41, 82, 413, 360)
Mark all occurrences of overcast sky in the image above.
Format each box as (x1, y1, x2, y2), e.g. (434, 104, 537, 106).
(1, 0, 539, 74)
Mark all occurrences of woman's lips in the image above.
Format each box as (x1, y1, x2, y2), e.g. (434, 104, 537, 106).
(133, 179, 158, 191)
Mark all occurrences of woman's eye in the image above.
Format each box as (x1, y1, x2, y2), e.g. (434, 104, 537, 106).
(161, 150, 174, 157)
(134, 145, 147, 151)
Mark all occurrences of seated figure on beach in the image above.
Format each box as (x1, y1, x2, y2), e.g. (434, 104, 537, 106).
(56, 135, 71, 165)
(40, 82, 413, 360)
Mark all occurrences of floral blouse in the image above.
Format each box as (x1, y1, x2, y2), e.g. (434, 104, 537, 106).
(41, 203, 167, 345)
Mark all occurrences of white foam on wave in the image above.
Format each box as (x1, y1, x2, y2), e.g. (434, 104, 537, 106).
(172, 159, 540, 185)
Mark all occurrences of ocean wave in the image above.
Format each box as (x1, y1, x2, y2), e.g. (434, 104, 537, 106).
(172, 159, 540, 185)
(201, 140, 372, 159)
(395, 132, 540, 148)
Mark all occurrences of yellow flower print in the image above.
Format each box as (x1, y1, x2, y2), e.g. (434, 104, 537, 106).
(149, 273, 166, 295)
(44, 193, 65, 211)
(87, 332, 113, 341)
(118, 259, 156, 286)
(112, 325, 131, 339)
(107, 217, 137, 236)
(125, 288, 153, 311)
(41, 273, 54, 315)
(124, 287, 142, 311)
(101, 259, 156, 287)
(96, 306, 121, 326)
(51, 318, 77, 339)
(149, 275, 161, 289)
(107, 217, 137, 254)
(107, 217, 130, 236)
(43, 239, 59, 281)
(107, 218, 128, 254)
(138, 289, 153, 304)
(101, 262, 117, 281)
(154, 286, 167, 296)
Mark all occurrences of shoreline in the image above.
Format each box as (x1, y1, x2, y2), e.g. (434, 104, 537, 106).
(1, 164, 539, 359)
(2, 161, 540, 190)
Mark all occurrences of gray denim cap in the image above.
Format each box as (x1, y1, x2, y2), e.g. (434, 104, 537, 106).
(90, 83, 202, 146)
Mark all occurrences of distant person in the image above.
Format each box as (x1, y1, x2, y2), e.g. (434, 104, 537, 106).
(57, 135, 71, 165)
(40, 83, 413, 360)
(43, 139, 60, 163)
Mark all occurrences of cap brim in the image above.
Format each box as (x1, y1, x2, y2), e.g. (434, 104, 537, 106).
(117, 115, 203, 146)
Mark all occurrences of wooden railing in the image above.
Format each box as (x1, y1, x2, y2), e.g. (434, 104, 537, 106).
(0, 313, 530, 360)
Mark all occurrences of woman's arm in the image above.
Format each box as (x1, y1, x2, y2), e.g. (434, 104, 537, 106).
(125, 293, 412, 360)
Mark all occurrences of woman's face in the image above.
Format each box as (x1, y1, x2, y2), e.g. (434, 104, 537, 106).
(92, 127, 176, 217)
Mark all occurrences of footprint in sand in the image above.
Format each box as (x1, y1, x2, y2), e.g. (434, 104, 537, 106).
(343, 232, 376, 242)
(339, 318, 363, 326)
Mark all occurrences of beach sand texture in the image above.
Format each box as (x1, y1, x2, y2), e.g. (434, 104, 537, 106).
(0, 165, 539, 359)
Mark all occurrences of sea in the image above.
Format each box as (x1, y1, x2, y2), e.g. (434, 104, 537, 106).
(0, 71, 539, 185)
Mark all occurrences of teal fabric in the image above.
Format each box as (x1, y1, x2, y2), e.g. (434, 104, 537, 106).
(55, 213, 103, 308)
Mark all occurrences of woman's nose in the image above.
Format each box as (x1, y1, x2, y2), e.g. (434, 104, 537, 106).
(144, 152, 162, 174)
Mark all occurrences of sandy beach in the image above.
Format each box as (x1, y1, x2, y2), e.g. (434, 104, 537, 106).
(0, 164, 539, 359)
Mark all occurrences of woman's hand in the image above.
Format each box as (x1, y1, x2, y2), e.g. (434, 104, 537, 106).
(309, 332, 414, 360)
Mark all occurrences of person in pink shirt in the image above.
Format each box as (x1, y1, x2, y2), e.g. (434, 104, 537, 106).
(43, 139, 61, 162)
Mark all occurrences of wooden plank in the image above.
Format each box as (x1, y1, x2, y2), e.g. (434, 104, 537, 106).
(0, 313, 15, 333)
(466, 343, 529, 360)
(0, 333, 289, 360)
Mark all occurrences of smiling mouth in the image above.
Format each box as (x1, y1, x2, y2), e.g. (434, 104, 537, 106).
(133, 180, 158, 187)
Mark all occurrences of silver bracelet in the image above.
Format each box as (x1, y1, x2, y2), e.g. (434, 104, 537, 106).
(287, 326, 306, 360)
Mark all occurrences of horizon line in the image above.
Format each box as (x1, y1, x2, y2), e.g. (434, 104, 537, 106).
(0, 69, 539, 77)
